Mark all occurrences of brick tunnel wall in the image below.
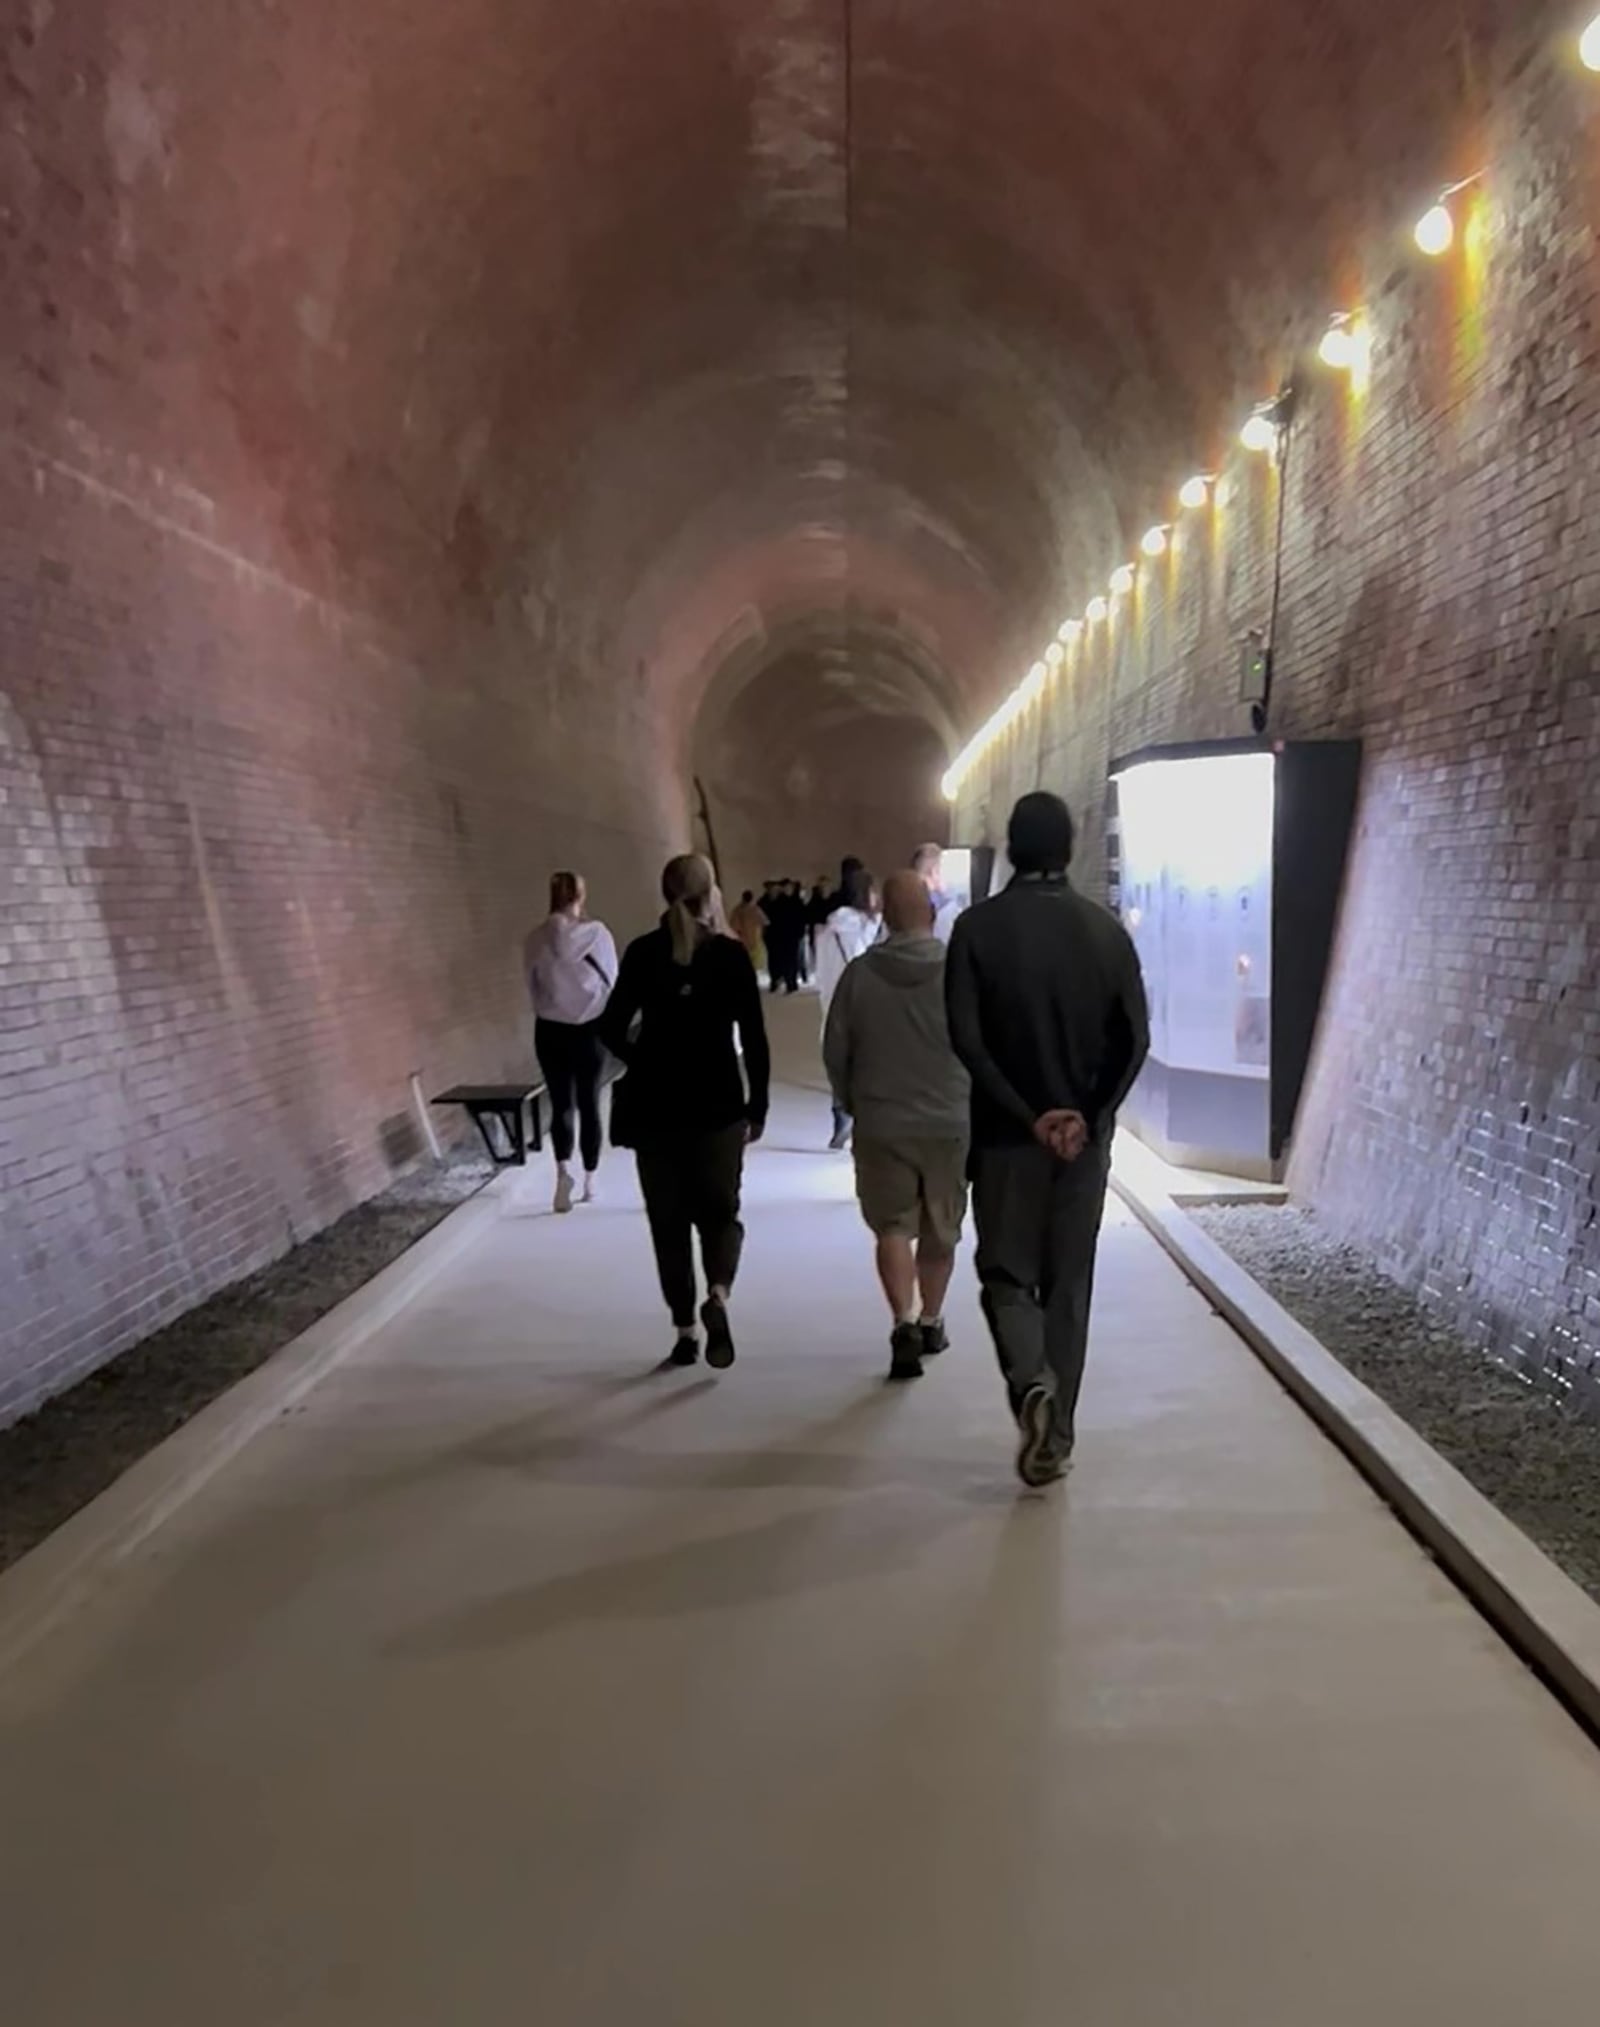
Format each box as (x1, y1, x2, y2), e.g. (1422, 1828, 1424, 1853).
(0, 1, 696, 1424)
(958, 54, 1600, 1399)
(0, 0, 960, 1427)
(0, 438, 684, 1428)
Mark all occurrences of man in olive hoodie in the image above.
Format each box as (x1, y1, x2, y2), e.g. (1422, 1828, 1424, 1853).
(824, 870, 970, 1382)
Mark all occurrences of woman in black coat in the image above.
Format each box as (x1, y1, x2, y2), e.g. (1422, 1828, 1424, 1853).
(601, 854, 771, 1368)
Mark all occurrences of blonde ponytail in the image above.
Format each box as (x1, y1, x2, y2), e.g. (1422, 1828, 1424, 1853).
(660, 853, 719, 968)
(666, 898, 700, 968)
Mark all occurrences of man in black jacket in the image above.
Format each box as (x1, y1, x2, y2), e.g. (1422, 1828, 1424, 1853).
(945, 792, 1149, 1487)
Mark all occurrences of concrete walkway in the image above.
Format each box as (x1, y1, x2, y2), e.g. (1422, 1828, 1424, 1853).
(5, 999, 1600, 2024)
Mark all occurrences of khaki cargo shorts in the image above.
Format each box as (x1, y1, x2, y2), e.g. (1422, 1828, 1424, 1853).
(853, 1135, 969, 1253)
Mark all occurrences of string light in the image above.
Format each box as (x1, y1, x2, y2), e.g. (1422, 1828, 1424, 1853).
(1414, 174, 1482, 258)
(1239, 410, 1279, 454)
(1582, 13, 1600, 69)
(1414, 202, 1454, 256)
(1318, 314, 1357, 369)
(937, 80, 1524, 805)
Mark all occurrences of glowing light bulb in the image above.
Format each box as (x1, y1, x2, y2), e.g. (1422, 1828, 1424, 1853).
(1319, 320, 1355, 370)
(1141, 525, 1169, 558)
(1046, 642, 1066, 669)
(1086, 596, 1109, 624)
(1062, 618, 1084, 644)
(940, 769, 959, 802)
(1414, 202, 1454, 257)
(1240, 412, 1278, 454)
(1582, 13, 1600, 69)
(1179, 475, 1211, 511)
(1109, 564, 1135, 596)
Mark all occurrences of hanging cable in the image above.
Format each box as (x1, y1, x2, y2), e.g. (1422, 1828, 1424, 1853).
(1253, 380, 1299, 735)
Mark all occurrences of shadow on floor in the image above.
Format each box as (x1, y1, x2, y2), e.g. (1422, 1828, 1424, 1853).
(341, 1367, 1003, 1509)
(386, 1495, 973, 1659)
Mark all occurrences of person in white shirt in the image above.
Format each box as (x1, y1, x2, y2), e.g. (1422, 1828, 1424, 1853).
(524, 871, 618, 1213)
(815, 865, 882, 1148)
(913, 842, 963, 946)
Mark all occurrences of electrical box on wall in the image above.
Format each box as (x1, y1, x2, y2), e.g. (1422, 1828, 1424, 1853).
(1239, 630, 1269, 703)
(1110, 738, 1360, 1181)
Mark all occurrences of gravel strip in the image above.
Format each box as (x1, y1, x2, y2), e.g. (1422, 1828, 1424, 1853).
(1193, 1205, 1600, 1605)
(0, 1153, 493, 1575)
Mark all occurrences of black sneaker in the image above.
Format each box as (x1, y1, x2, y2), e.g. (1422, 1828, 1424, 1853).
(827, 1124, 851, 1151)
(888, 1322, 925, 1383)
(919, 1319, 949, 1359)
(666, 1338, 700, 1369)
(701, 1296, 737, 1371)
(1016, 1384, 1062, 1489)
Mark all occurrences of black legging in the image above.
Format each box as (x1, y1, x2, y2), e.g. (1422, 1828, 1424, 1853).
(636, 1125, 747, 1327)
(535, 1018, 605, 1172)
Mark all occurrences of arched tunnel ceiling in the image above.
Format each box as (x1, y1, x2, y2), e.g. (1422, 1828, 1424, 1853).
(13, 0, 1558, 752)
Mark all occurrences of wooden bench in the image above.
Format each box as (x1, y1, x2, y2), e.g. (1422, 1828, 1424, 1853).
(431, 1083, 546, 1167)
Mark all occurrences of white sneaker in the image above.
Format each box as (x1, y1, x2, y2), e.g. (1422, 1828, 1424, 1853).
(553, 1170, 575, 1215)
(581, 1174, 598, 1205)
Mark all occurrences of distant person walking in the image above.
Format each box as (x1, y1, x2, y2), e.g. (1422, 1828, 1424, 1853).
(788, 882, 812, 985)
(525, 871, 617, 1214)
(946, 793, 1149, 1487)
(601, 854, 770, 1370)
(913, 842, 963, 946)
(815, 865, 882, 1148)
(806, 878, 831, 970)
(761, 882, 794, 994)
(762, 880, 807, 994)
(730, 889, 767, 972)
(825, 855, 864, 918)
(824, 870, 969, 1382)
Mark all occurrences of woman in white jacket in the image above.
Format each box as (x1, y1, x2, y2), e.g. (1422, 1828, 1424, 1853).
(525, 871, 618, 1212)
(815, 866, 882, 1148)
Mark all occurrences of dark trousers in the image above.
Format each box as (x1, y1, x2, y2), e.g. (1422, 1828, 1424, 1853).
(636, 1125, 747, 1328)
(767, 937, 800, 993)
(971, 1141, 1110, 1438)
(534, 1018, 605, 1172)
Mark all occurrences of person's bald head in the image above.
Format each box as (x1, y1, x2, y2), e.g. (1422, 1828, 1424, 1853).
(882, 868, 936, 936)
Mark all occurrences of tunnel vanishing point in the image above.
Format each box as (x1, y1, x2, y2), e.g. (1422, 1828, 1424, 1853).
(5, 0, 1600, 1423)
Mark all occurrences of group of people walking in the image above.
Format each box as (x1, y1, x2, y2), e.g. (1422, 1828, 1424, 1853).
(730, 870, 894, 1002)
(729, 880, 820, 994)
(523, 792, 1149, 1487)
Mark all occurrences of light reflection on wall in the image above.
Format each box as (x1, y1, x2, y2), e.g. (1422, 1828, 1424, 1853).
(1456, 188, 1491, 386)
